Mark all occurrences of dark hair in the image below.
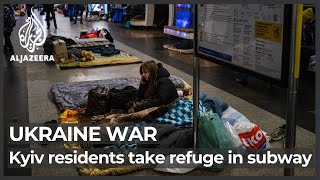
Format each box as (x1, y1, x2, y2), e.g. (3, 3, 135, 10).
(140, 60, 158, 98)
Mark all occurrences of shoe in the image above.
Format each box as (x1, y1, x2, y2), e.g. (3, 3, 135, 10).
(55, 26, 57, 29)
(47, 26, 50, 29)
(80, 21, 83, 24)
(270, 124, 286, 141)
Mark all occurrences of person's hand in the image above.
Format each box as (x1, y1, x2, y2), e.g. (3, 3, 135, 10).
(133, 101, 142, 107)
(140, 76, 146, 84)
(128, 107, 135, 114)
(127, 100, 135, 107)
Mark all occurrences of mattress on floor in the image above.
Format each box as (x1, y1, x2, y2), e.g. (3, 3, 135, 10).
(51, 76, 191, 110)
(71, 38, 110, 44)
(78, 166, 143, 176)
(68, 41, 111, 49)
(55, 51, 142, 69)
(163, 44, 193, 54)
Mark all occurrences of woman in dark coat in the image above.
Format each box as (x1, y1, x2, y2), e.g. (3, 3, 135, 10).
(128, 60, 178, 113)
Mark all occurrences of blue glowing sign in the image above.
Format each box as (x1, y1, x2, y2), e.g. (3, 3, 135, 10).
(88, 4, 108, 14)
(175, 4, 193, 28)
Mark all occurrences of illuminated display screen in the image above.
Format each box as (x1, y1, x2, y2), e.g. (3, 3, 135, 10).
(175, 4, 193, 28)
(88, 4, 108, 14)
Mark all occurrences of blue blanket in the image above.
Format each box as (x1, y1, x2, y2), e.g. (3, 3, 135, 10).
(154, 98, 206, 128)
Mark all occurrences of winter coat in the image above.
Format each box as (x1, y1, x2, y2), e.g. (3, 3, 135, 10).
(43, 4, 54, 12)
(4, 4, 16, 32)
(75, 4, 86, 11)
(134, 63, 178, 112)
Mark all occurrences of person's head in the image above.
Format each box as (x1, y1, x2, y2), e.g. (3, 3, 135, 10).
(140, 60, 159, 97)
(140, 60, 158, 83)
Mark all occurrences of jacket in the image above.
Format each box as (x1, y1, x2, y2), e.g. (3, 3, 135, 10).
(75, 4, 86, 11)
(43, 4, 54, 12)
(134, 63, 178, 112)
(4, 4, 15, 32)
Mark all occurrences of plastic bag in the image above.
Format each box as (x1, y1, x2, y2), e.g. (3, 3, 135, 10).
(224, 121, 244, 149)
(222, 107, 270, 152)
(233, 120, 270, 151)
(198, 110, 235, 149)
(221, 106, 250, 125)
(198, 110, 235, 171)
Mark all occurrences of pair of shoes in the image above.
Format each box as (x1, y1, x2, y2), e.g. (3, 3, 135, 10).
(270, 124, 286, 141)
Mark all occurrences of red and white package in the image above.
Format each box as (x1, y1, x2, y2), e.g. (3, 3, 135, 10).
(233, 121, 270, 151)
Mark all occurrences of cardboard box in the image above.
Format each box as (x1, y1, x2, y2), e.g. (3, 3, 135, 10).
(54, 53, 69, 64)
(52, 39, 67, 56)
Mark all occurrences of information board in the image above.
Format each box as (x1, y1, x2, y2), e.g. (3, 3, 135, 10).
(195, 4, 291, 85)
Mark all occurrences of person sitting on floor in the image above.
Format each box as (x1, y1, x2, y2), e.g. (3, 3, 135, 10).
(128, 60, 178, 113)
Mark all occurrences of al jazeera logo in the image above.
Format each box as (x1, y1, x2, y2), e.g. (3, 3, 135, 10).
(10, 7, 54, 63)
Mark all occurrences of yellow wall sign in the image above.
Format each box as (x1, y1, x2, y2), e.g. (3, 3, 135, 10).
(255, 21, 282, 43)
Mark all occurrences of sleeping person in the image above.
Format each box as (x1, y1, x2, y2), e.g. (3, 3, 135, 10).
(128, 60, 178, 113)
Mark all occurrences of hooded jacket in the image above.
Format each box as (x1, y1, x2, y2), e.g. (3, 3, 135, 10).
(134, 63, 178, 112)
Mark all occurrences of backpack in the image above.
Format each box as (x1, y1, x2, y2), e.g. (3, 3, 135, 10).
(85, 86, 111, 116)
(109, 86, 138, 110)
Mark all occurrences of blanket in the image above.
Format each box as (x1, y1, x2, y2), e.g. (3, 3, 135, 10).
(163, 44, 193, 54)
(55, 51, 142, 70)
(51, 76, 189, 110)
(155, 98, 207, 128)
(78, 166, 144, 176)
(105, 103, 172, 124)
(60, 106, 194, 176)
(68, 41, 111, 49)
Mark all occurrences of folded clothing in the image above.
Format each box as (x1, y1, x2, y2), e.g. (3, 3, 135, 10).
(78, 44, 121, 57)
(68, 48, 82, 59)
(200, 94, 228, 118)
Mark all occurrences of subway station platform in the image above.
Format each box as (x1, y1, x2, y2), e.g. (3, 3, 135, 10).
(2, 11, 316, 176)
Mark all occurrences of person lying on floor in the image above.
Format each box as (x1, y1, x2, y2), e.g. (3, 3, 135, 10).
(127, 60, 178, 114)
